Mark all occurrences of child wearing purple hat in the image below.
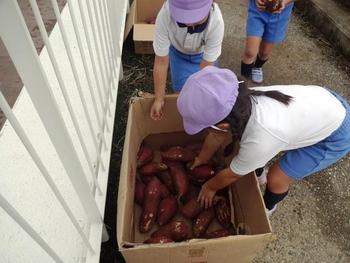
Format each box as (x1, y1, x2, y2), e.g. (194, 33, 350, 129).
(241, 0, 298, 83)
(177, 66, 350, 216)
(150, 0, 224, 120)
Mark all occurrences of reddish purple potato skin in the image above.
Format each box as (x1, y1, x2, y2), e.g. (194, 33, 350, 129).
(151, 220, 190, 242)
(139, 177, 161, 233)
(158, 196, 178, 226)
(193, 208, 215, 238)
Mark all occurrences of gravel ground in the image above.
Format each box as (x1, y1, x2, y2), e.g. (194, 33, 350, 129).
(103, 1, 350, 262)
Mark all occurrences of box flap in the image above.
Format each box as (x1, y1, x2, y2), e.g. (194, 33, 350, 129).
(232, 173, 272, 234)
(124, 0, 136, 40)
(136, 0, 165, 23)
(134, 24, 156, 41)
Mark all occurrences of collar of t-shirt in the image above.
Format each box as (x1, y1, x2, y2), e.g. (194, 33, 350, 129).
(176, 15, 210, 34)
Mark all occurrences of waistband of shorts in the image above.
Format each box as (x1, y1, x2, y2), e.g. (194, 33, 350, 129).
(170, 45, 203, 58)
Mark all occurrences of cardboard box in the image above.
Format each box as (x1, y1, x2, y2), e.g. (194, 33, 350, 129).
(117, 95, 274, 263)
(124, 0, 165, 54)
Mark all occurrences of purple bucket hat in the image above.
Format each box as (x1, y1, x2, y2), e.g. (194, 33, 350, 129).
(169, 0, 213, 24)
(177, 66, 239, 135)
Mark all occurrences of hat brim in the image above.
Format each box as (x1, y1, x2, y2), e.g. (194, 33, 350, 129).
(169, 1, 212, 24)
(182, 118, 208, 135)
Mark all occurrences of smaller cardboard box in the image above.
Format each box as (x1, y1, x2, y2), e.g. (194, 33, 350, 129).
(124, 0, 165, 54)
(117, 95, 274, 263)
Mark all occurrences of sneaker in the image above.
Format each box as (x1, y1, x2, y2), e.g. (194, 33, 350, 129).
(266, 205, 277, 217)
(251, 67, 263, 83)
(256, 166, 269, 186)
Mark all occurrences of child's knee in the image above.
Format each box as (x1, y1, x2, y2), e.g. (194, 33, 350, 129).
(243, 48, 256, 60)
(266, 163, 293, 192)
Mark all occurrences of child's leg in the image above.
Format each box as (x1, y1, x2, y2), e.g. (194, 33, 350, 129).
(250, 40, 275, 83)
(242, 36, 262, 64)
(241, 36, 261, 77)
(255, 40, 275, 67)
(264, 161, 293, 210)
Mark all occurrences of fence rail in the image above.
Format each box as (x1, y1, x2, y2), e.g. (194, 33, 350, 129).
(0, 0, 127, 262)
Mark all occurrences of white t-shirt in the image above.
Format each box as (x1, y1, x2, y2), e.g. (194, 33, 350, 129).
(230, 85, 346, 176)
(153, 1, 224, 62)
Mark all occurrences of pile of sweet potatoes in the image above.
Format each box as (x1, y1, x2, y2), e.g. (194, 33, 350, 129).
(135, 143, 236, 244)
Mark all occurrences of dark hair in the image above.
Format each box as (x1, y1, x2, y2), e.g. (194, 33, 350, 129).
(222, 81, 293, 143)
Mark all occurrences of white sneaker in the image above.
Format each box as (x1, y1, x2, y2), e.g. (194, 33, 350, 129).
(257, 166, 269, 186)
(266, 205, 277, 217)
(251, 67, 263, 83)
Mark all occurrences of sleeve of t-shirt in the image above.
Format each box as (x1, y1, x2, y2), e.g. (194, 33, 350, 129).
(230, 124, 287, 176)
(202, 5, 224, 62)
(153, 5, 171, 57)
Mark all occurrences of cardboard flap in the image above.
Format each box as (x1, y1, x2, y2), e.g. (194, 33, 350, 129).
(134, 24, 156, 41)
(124, 0, 136, 40)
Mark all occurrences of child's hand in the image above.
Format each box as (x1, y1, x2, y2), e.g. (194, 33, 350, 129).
(272, 0, 285, 13)
(198, 183, 216, 209)
(190, 156, 206, 170)
(256, 0, 266, 11)
(150, 98, 164, 120)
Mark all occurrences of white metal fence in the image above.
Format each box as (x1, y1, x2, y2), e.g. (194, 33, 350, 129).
(0, 0, 127, 262)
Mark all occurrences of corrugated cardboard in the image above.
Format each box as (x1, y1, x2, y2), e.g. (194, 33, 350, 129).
(117, 95, 274, 263)
(124, 0, 165, 54)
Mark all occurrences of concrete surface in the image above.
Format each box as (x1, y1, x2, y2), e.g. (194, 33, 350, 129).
(0, 0, 66, 129)
(295, 0, 350, 61)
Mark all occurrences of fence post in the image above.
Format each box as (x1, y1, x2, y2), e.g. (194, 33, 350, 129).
(0, 0, 101, 222)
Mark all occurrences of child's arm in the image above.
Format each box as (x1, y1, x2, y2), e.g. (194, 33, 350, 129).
(150, 5, 170, 120)
(199, 59, 214, 69)
(191, 130, 231, 169)
(150, 55, 169, 120)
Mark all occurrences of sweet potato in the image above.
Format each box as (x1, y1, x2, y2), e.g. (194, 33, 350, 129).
(205, 228, 233, 239)
(187, 164, 215, 185)
(214, 198, 231, 229)
(158, 196, 178, 226)
(180, 184, 200, 204)
(180, 196, 221, 219)
(168, 162, 188, 200)
(139, 177, 161, 233)
(265, 0, 282, 12)
(161, 146, 195, 162)
(135, 179, 145, 205)
(179, 197, 203, 219)
(139, 162, 168, 176)
(137, 144, 153, 168)
(141, 174, 156, 184)
(158, 171, 176, 194)
(193, 208, 215, 238)
(188, 164, 215, 179)
(159, 182, 171, 199)
(144, 236, 174, 244)
(151, 220, 190, 242)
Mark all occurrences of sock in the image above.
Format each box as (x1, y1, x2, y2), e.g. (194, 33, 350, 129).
(255, 167, 264, 177)
(254, 55, 268, 68)
(241, 61, 254, 77)
(263, 187, 289, 210)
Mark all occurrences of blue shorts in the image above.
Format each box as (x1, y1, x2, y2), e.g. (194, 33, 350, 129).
(169, 46, 219, 92)
(280, 90, 350, 180)
(246, 0, 294, 43)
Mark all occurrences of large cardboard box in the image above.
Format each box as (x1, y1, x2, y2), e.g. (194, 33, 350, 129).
(117, 95, 274, 263)
(124, 0, 165, 54)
